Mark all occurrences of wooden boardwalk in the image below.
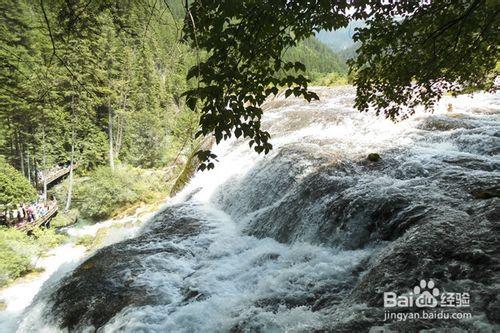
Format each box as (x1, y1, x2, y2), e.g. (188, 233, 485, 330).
(38, 163, 79, 188)
(11, 162, 78, 231)
(16, 205, 58, 232)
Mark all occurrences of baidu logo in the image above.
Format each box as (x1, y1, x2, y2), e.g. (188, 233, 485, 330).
(384, 279, 470, 308)
(383, 279, 472, 322)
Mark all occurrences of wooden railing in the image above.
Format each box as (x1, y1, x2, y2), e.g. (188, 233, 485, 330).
(16, 204, 58, 232)
(39, 162, 79, 187)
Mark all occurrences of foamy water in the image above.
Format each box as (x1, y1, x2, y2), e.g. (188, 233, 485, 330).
(10, 87, 500, 332)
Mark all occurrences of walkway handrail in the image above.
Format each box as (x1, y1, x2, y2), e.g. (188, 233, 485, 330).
(17, 204, 58, 232)
(41, 162, 80, 186)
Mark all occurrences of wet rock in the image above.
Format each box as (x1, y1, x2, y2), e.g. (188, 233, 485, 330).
(442, 157, 497, 172)
(50, 248, 159, 331)
(458, 249, 492, 265)
(472, 189, 500, 199)
(181, 287, 206, 302)
(486, 294, 500, 323)
(367, 153, 381, 162)
(326, 203, 500, 332)
(29, 207, 206, 332)
(418, 116, 474, 131)
(394, 161, 429, 179)
(214, 145, 334, 219)
(251, 252, 281, 266)
(370, 204, 430, 241)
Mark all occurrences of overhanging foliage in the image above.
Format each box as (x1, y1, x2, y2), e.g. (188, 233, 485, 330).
(183, 0, 499, 169)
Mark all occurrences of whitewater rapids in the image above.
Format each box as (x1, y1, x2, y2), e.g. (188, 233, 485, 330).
(13, 87, 500, 332)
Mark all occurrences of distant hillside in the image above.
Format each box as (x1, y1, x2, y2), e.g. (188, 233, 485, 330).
(316, 21, 364, 52)
(161, 4, 346, 81)
(284, 37, 348, 80)
(164, 0, 187, 18)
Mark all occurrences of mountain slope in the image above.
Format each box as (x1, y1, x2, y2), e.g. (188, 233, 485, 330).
(284, 37, 348, 80)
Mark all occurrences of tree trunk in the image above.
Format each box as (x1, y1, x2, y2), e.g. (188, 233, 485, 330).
(66, 96, 76, 211)
(65, 129, 75, 211)
(27, 149, 31, 184)
(34, 153, 39, 189)
(115, 89, 129, 158)
(114, 114, 123, 158)
(108, 101, 115, 171)
(42, 129, 47, 200)
(7, 116, 15, 166)
(17, 135, 25, 177)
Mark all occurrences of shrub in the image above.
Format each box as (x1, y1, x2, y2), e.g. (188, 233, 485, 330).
(51, 209, 79, 228)
(0, 227, 35, 284)
(73, 165, 168, 220)
(75, 235, 95, 248)
(0, 227, 66, 286)
(31, 228, 66, 252)
(313, 72, 349, 86)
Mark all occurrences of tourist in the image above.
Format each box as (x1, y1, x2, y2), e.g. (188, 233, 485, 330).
(17, 204, 24, 223)
(27, 205, 34, 222)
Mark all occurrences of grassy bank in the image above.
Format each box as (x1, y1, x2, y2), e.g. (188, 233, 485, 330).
(311, 72, 350, 86)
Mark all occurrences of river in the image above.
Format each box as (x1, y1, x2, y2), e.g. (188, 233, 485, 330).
(4, 87, 500, 332)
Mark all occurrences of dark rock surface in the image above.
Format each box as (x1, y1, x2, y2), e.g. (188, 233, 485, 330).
(35, 206, 206, 332)
(325, 200, 500, 332)
(367, 153, 381, 162)
(39, 155, 499, 332)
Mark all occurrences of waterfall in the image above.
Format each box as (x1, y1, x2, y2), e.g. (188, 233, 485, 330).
(14, 87, 500, 332)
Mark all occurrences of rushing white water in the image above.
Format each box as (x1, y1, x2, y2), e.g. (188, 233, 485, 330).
(13, 87, 500, 332)
(179, 88, 498, 204)
(99, 204, 372, 332)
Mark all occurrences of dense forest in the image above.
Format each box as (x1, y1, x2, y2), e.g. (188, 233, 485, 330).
(285, 37, 347, 81)
(0, 0, 346, 192)
(0, 0, 197, 175)
(0, 0, 201, 286)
